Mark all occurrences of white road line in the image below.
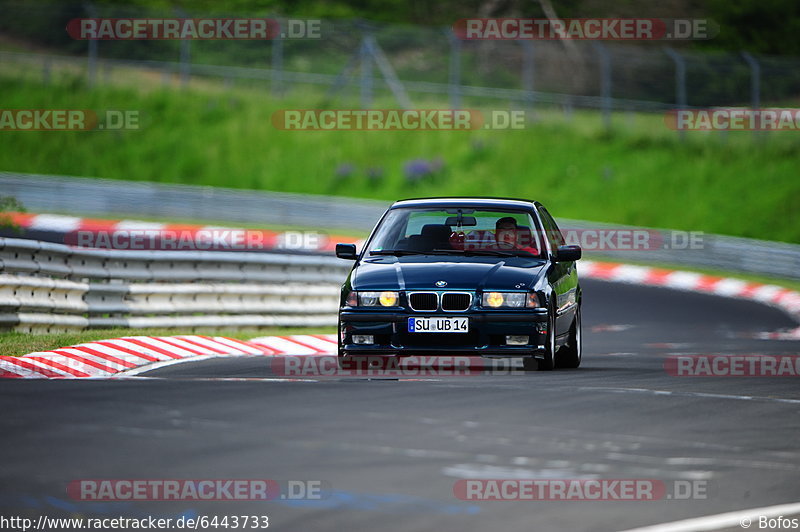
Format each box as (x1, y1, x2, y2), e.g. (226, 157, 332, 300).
(0, 358, 32, 377)
(73, 342, 156, 365)
(114, 220, 166, 230)
(611, 265, 653, 284)
(30, 353, 114, 376)
(126, 336, 195, 357)
(17, 356, 76, 377)
(102, 339, 176, 361)
(578, 386, 800, 405)
(29, 214, 83, 232)
(157, 336, 218, 355)
(663, 271, 703, 290)
(288, 334, 337, 352)
(249, 336, 318, 354)
(175, 336, 250, 354)
(618, 501, 800, 532)
(210, 336, 264, 354)
(55, 348, 129, 372)
(711, 278, 749, 297)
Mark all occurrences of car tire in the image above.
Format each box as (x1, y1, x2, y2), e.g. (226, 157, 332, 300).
(557, 304, 582, 369)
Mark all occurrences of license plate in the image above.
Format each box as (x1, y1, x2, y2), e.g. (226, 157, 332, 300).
(408, 317, 469, 333)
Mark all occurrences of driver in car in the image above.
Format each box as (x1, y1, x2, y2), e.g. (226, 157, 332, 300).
(494, 217, 539, 254)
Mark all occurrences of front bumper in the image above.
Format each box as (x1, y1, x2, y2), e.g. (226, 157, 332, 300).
(339, 308, 549, 358)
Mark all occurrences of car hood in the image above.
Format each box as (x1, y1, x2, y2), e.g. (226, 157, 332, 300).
(353, 256, 548, 291)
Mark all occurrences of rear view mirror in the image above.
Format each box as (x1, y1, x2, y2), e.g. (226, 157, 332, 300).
(335, 243, 358, 260)
(555, 245, 581, 262)
(444, 216, 477, 227)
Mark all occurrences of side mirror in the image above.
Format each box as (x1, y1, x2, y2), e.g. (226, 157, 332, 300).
(336, 243, 358, 260)
(555, 245, 581, 262)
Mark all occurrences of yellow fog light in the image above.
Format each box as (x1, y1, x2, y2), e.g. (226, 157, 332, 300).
(379, 291, 399, 306)
(484, 292, 504, 308)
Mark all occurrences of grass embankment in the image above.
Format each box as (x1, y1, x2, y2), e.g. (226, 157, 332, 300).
(0, 70, 797, 242)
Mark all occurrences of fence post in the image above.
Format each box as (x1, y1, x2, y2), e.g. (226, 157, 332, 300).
(272, 17, 284, 96)
(360, 32, 373, 109)
(84, 2, 98, 88)
(43, 56, 51, 85)
(179, 39, 191, 87)
(521, 40, 535, 112)
(175, 8, 191, 88)
(741, 52, 761, 110)
(741, 51, 762, 138)
(592, 42, 612, 131)
(447, 28, 461, 109)
(664, 47, 687, 140)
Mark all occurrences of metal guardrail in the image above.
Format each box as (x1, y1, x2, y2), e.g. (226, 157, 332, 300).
(0, 172, 388, 231)
(558, 218, 800, 281)
(2, 172, 799, 280)
(0, 237, 351, 332)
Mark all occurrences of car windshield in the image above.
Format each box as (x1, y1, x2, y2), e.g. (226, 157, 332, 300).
(365, 206, 545, 258)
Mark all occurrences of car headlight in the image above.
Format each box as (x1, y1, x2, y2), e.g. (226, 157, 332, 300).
(347, 291, 399, 307)
(482, 292, 539, 308)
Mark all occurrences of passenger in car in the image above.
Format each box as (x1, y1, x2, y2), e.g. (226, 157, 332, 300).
(494, 217, 539, 254)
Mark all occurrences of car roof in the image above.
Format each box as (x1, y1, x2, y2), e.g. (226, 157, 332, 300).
(391, 197, 540, 209)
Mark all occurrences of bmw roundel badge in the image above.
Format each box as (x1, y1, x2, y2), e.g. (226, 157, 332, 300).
(435, 280, 447, 287)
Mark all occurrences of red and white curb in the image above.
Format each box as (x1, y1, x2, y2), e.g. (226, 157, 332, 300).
(579, 260, 800, 339)
(0, 334, 337, 379)
(6, 212, 360, 253)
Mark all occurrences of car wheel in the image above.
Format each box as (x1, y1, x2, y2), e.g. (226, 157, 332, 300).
(557, 304, 582, 369)
(522, 356, 537, 371)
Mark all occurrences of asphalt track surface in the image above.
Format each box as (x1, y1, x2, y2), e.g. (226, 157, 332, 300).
(2, 280, 799, 532)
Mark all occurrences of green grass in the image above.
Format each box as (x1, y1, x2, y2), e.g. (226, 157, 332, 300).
(0, 67, 798, 244)
(0, 327, 336, 357)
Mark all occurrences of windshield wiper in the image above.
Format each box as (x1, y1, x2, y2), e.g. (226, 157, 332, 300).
(465, 249, 519, 257)
(432, 248, 518, 257)
(369, 249, 450, 256)
(370, 249, 535, 258)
